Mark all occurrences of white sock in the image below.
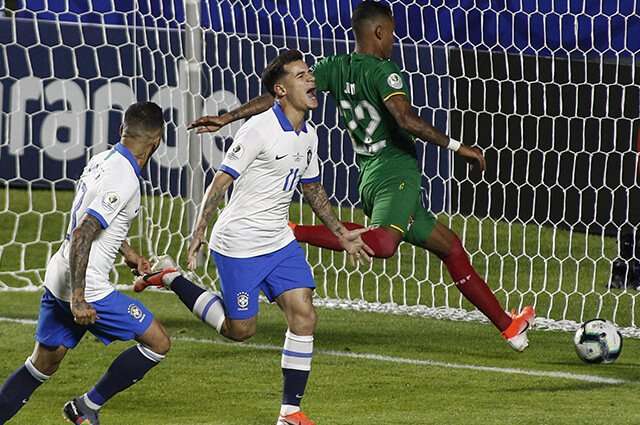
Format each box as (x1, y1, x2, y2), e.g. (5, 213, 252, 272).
(192, 292, 226, 332)
(162, 271, 181, 287)
(280, 404, 301, 416)
(280, 331, 314, 417)
(281, 330, 313, 371)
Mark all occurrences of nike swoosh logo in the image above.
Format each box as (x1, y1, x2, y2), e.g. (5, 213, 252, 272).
(275, 154, 288, 160)
(519, 321, 530, 335)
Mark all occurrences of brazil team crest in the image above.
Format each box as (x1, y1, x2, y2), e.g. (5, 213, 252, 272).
(128, 303, 145, 322)
(237, 291, 249, 310)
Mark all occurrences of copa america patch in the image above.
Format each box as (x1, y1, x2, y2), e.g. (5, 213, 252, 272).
(387, 73, 403, 90)
(237, 291, 249, 310)
(229, 144, 245, 160)
(101, 192, 120, 212)
(128, 303, 146, 322)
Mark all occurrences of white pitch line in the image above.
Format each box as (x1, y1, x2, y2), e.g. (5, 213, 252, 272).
(0, 317, 627, 385)
(173, 337, 628, 385)
(0, 317, 37, 325)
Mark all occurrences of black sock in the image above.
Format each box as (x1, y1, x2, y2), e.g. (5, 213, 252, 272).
(0, 362, 48, 422)
(86, 345, 163, 407)
(171, 275, 207, 309)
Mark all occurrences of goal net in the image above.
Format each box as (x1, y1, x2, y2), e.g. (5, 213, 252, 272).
(1, 1, 638, 335)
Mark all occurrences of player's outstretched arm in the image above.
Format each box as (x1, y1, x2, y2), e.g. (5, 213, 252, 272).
(69, 214, 102, 325)
(301, 182, 374, 265)
(187, 93, 275, 134)
(384, 95, 487, 172)
(120, 240, 151, 276)
(187, 170, 234, 269)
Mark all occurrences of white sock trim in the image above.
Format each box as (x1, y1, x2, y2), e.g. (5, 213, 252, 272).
(162, 271, 181, 286)
(285, 330, 314, 343)
(24, 356, 50, 383)
(136, 344, 165, 363)
(83, 393, 102, 410)
(280, 404, 301, 417)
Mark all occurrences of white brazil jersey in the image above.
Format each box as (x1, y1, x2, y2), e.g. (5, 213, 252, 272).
(210, 103, 321, 257)
(44, 143, 142, 302)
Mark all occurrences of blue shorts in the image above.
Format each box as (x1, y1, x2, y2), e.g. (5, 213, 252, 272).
(212, 240, 316, 320)
(35, 288, 154, 349)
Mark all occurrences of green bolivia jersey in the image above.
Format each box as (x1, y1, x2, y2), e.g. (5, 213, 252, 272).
(311, 53, 416, 163)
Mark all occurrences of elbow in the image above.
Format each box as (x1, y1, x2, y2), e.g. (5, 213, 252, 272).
(394, 114, 415, 134)
(394, 114, 409, 131)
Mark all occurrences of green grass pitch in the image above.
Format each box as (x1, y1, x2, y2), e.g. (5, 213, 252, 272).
(1, 187, 639, 424)
(2, 292, 640, 424)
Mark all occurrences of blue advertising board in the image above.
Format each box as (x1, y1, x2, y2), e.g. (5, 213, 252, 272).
(0, 16, 450, 212)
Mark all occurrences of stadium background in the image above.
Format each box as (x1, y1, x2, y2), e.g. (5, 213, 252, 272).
(2, 0, 637, 233)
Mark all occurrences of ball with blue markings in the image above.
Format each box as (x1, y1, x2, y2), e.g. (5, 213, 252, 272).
(574, 319, 622, 364)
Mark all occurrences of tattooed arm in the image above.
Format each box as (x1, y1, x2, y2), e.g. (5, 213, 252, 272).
(187, 170, 235, 270)
(69, 214, 102, 325)
(301, 182, 373, 264)
(187, 93, 274, 134)
(120, 240, 151, 276)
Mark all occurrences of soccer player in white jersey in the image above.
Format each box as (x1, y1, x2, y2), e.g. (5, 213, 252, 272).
(134, 50, 372, 425)
(0, 102, 170, 425)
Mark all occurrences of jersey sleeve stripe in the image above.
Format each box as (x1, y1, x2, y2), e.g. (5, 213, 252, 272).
(219, 165, 240, 180)
(299, 175, 321, 184)
(389, 224, 405, 235)
(86, 208, 109, 229)
(383, 91, 406, 102)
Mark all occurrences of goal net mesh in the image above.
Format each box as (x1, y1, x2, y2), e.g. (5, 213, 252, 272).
(1, 1, 638, 336)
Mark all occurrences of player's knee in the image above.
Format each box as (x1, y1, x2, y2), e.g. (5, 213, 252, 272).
(31, 358, 60, 376)
(376, 243, 398, 258)
(444, 235, 466, 260)
(228, 328, 255, 342)
(142, 321, 172, 355)
(152, 334, 171, 355)
(226, 319, 257, 342)
(31, 344, 66, 376)
(366, 227, 401, 258)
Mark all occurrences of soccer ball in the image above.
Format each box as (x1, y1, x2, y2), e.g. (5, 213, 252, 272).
(574, 319, 622, 364)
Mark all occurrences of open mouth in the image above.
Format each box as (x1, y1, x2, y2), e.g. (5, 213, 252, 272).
(306, 87, 316, 101)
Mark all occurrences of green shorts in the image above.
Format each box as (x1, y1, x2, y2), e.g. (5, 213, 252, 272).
(358, 156, 437, 246)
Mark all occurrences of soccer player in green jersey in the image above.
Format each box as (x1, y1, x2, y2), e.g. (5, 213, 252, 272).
(189, 1, 534, 351)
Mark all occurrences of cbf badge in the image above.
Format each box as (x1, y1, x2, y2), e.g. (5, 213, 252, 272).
(237, 292, 249, 310)
(128, 303, 146, 322)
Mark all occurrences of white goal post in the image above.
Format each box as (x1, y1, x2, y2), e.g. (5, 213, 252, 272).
(0, 1, 638, 336)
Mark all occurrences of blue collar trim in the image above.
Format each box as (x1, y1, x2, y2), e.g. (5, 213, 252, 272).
(272, 102, 307, 134)
(114, 142, 142, 176)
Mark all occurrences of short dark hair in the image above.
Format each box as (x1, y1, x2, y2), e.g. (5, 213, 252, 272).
(261, 49, 304, 97)
(123, 101, 164, 136)
(352, 1, 393, 38)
